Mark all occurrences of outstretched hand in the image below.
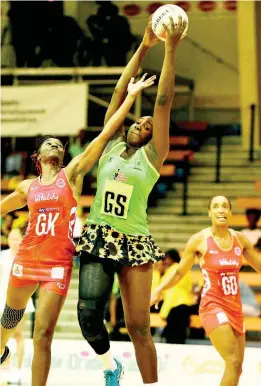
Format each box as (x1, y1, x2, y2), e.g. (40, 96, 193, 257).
(150, 288, 163, 310)
(163, 15, 187, 47)
(142, 16, 159, 48)
(127, 73, 156, 96)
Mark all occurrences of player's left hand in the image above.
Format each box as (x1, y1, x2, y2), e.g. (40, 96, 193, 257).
(127, 73, 156, 97)
(142, 16, 160, 48)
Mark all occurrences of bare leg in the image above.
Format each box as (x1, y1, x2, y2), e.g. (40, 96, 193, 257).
(31, 287, 66, 386)
(118, 263, 158, 384)
(13, 315, 26, 369)
(209, 324, 244, 386)
(1, 284, 38, 353)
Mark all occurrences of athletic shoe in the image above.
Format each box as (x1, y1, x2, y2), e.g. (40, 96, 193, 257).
(103, 358, 124, 385)
(7, 369, 22, 385)
(0, 346, 11, 366)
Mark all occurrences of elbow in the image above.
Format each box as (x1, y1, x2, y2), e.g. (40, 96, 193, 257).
(156, 94, 173, 107)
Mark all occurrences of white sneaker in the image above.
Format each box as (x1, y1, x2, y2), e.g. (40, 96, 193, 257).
(7, 369, 22, 385)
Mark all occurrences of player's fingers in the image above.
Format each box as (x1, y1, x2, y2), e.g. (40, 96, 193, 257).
(140, 73, 148, 82)
(146, 75, 156, 82)
(162, 22, 170, 34)
(176, 15, 183, 33)
(169, 16, 175, 31)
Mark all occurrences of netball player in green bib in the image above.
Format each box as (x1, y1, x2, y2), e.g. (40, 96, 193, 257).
(76, 16, 186, 386)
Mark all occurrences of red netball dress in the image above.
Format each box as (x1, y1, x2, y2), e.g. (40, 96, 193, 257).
(9, 169, 77, 296)
(199, 228, 244, 335)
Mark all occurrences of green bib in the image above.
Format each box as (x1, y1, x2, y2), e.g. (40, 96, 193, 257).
(86, 142, 159, 235)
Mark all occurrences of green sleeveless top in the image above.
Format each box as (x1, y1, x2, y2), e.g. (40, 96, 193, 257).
(86, 142, 159, 235)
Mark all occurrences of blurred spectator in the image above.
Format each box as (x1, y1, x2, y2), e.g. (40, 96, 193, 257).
(1, 212, 18, 249)
(1, 14, 16, 68)
(159, 249, 195, 344)
(49, 15, 83, 67)
(68, 129, 96, 195)
(241, 209, 261, 245)
(4, 151, 27, 177)
(0, 228, 35, 385)
(87, 2, 134, 66)
(68, 129, 89, 159)
(239, 280, 260, 317)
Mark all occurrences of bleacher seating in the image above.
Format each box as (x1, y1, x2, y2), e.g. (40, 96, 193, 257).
(254, 181, 261, 191)
(229, 214, 261, 228)
(236, 197, 261, 210)
(119, 313, 261, 334)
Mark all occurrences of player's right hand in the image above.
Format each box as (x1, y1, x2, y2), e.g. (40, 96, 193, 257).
(163, 16, 187, 47)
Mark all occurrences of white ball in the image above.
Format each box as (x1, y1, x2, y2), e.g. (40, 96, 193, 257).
(152, 4, 188, 41)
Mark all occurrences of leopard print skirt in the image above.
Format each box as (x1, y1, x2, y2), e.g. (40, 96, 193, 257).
(76, 224, 164, 267)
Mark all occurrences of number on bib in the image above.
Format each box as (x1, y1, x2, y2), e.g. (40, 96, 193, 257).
(221, 275, 238, 295)
(68, 207, 77, 240)
(101, 180, 133, 219)
(35, 212, 59, 236)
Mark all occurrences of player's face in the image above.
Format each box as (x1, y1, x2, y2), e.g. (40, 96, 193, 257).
(38, 138, 64, 164)
(127, 116, 153, 147)
(208, 196, 231, 226)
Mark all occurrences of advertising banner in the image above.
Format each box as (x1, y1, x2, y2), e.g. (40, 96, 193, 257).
(1, 84, 87, 137)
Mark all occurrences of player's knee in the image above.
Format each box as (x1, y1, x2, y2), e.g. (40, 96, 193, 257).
(77, 300, 104, 341)
(126, 320, 151, 341)
(33, 326, 54, 349)
(226, 356, 242, 374)
(0, 304, 25, 330)
(13, 329, 24, 342)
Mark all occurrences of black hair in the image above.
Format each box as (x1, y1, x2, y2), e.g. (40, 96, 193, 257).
(165, 249, 181, 263)
(35, 135, 62, 154)
(208, 196, 232, 210)
(245, 208, 261, 220)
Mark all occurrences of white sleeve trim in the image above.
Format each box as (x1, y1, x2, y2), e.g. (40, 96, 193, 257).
(141, 147, 160, 178)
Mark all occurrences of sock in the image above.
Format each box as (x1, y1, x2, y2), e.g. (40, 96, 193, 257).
(144, 383, 159, 385)
(97, 349, 117, 371)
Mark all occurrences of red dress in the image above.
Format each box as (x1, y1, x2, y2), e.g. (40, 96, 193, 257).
(199, 229, 244, 335)
(9, 169, 77, 296)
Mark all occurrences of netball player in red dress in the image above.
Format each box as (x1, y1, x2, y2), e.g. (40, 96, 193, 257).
(0, 74, 156, 386)
(151, 196, 261, 386)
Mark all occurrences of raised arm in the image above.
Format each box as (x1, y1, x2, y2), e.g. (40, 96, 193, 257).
(104, 18, 159, 129)
(66, 75, 156, 194)
(0, 179, 32, 216)
(150, 232, 200, 307)
(238, 232, 261, 273)
(145, 16, 186, 171)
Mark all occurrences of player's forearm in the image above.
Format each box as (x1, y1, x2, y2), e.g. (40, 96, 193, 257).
(158, 269, 183, 292)
(115, 43, 149, 92)
(103, 94, 136, 139)
(155, 48, 176, 108)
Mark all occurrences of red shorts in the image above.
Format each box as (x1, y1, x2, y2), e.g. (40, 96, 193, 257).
(199, 306, 245, 336)
(9, 261, 72, 297)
